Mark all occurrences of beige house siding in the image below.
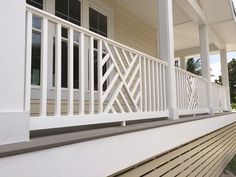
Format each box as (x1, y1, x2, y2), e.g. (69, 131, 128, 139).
(101, 0, 158, 58)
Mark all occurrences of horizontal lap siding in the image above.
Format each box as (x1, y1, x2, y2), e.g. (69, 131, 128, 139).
(101, 0, 158, 58)
(111, 122, 236, 177)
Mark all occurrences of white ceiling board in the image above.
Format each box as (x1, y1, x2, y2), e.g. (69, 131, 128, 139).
(174, 22, 200, 51)
(213, 20, 236, 45)
(202, 0, 234, 24)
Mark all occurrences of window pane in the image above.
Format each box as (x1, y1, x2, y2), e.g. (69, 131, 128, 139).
(55, 12, 68, 22)
(31, 32, 41, 85)
(26, 0, 43, 9)
(74, 44, 79, 89)
(69, 0, 81, 25)
(56, 0, 81, 26)
(61, 41, 68, 88)
(55, 0, 68, 16)
(99, 13, 107, 37)
(69, 17, 80, 26)
(62, 27, 68, 39)
(89, 8, 98, 30)
(32, 16, 41, 29)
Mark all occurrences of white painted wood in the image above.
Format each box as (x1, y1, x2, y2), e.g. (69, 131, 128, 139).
(26, 5, 167, 66)
(103, 41, 139, 112)
(139, 56, 143, 111)
(39, 18, 48, 117)
(113, 46, 126, 73)
(127, 63, 140, 88)
(155, 62, 160, 111)
(98, 39, 103, 113)
(116, 99, 125, 113)
(180, 56, 186, 70)
(122, 49, 131, 66)
(120, 91, 132, 112)
(220, 49, 231, 111)
(159, 63, 163, 111)
(68, 28, 74, 115)
(79, 32, 85, 114)
(158, 0, 178, 119)
(25, 12, 32, 112)
(147, 59, 152, 112)
(151, 61, 156, 111)
(199, 25, 213, 113)
(89, 37, 94, 114)
(103, 73, 119, 101)
(55, 23, 62, 116)
(162, 64, 167, 110)
(102, 63, 115, 84)
(143, 59, 147, 112)
(175, 0, 224, 50)
(30, 110, 170, 130)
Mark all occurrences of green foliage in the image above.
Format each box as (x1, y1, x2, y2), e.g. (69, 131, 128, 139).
(228, 58, 236, 104)
(232, 103, 236, 110)
(186, 58, 201, 76)
(215, 75, 222, 85)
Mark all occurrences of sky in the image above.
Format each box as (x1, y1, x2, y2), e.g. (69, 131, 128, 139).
(210, 51, 236, 82)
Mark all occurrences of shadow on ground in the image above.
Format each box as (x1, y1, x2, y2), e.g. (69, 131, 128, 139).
(221, 155, 236, 177)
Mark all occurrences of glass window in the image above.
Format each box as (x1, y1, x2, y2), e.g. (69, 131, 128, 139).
(31, 16, 42, 86)
(89, 8, 108, 37)
(89, 8, 108, 90)
(55, 0, 81, 26)
(27, 0, 43, 85)
(52, 31, 80, 89)
(26, 0, 43, 10)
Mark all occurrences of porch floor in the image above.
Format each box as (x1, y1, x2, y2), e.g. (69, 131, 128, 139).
(0, 112, 233, 158)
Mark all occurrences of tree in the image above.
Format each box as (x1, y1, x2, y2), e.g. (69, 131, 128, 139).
(228, 58, 236, 103)
(215, 58, 236, 104)
(186, 58, 201, 75)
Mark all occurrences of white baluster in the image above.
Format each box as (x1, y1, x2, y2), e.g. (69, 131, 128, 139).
(40, 18, 48, 117)
(55, 23, 62, 116)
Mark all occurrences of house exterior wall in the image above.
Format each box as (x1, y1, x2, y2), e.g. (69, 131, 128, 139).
(101, 0, 158, 58)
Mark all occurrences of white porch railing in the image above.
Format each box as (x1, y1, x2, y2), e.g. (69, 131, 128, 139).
(211, 83, 228, 112)
(26, 5, 168, 130)
(175, 67, 209, 115)
(25, 5, 230, 130)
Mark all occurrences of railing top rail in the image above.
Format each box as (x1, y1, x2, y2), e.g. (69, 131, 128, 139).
(26, 4, 168, 65)
(175, 67, 208, 82)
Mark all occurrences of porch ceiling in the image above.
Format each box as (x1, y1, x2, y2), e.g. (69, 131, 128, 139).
(114, 0, 236, 53)
(114, 0, 203, 52)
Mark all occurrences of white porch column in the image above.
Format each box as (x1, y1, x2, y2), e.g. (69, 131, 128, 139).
(158, 0, 178, 119)
(220, 49, 232, 111)
(0, 0, 29, 145)
(199, 25, 213, 114)
(180, 56, 187, 70)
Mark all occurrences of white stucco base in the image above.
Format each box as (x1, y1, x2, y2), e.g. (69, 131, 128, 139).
(0, 114, 235, 177)
(0, 112, 29, 145)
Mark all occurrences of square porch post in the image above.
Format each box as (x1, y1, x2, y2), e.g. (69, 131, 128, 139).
(158, 0, 179, 120)
(199, 25, 214, 114)
(0, 0, 29, 145)
(220, 49, 232, 111)
(180, 56, 187, 70)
